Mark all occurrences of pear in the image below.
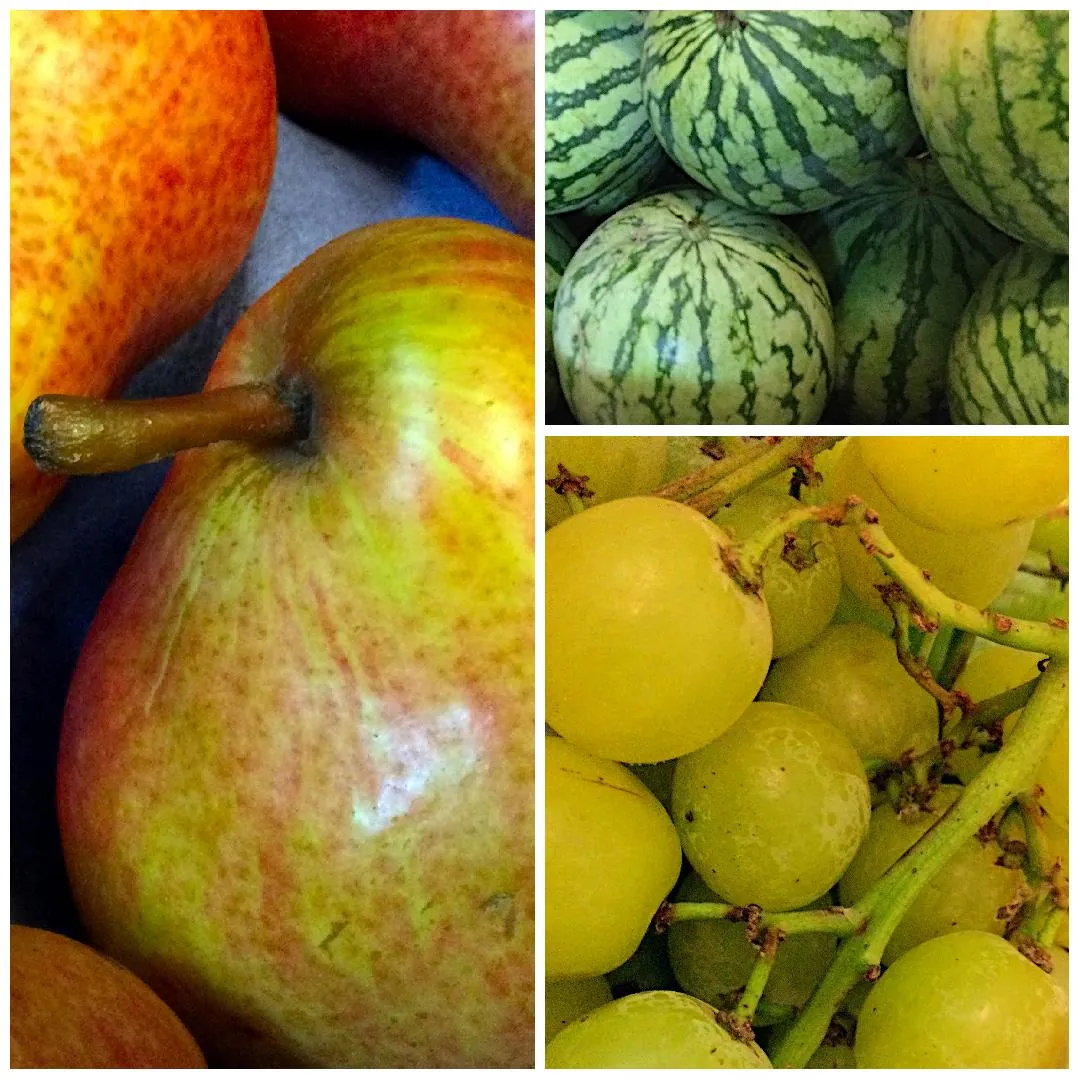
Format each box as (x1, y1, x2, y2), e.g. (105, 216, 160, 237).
(40, 218, 535, 1067)
(265, 11, 534, 234)
(11, 11, 277, 539)
(11, 925, 206, 1067)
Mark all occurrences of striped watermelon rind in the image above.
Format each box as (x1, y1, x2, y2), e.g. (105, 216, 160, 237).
(908, 11, 1068, 254)
(947, 245, 1068, 425)
(545, 11, 668, 215)
(552, 187, 835, 425)
(800, 156, 1015, 424)
(641, 11, 918, 215)
(546, 217, 579, 422)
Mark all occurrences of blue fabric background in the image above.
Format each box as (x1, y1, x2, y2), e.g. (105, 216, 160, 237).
(10, 116, 513, 936)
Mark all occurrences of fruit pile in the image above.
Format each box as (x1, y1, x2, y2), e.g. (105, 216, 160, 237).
(545, 435, 1069, 1068)
(12, 11, 535, 1070)
(545, 11, 1068, 425)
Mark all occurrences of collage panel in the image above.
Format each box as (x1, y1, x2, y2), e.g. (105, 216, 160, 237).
(11, 9, 535, 1069)
(543, 434, 1069, 1067)
(545, 11, 1067, 426)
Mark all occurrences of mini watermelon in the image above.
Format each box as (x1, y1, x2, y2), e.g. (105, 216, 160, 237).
(642, 11, 918, 214)
(947, 245, 1068, 424)
(552, 188, 835, 425)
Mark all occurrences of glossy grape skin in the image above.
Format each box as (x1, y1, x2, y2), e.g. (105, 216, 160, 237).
(992, 567, 1069, 623)
(713, 491, 841, 658)
(838, 787, 1021, 965)
(547, 496, 772, 763)
(545, 991, 772, 1068)
(545, 978, 613, 1043)
(546, 736, 682, 979)
(673, 702, 870, 910)
(1047, 946, 1068, 997)
(856, 435, 1068, 534)
(545, 436, 668, 528)
(760, 623, 938, 761)
(667, 874, 835, 1013)
(827, 439, 1034, 616)
(854, 931, 1068, 1068)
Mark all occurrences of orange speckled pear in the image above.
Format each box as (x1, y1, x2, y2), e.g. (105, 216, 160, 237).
(55, 219, 535, 1068)
(10, 10, 277, 539)
(10, 926, 206, 1068)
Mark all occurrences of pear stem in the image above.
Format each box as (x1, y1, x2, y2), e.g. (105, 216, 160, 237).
(23, 382, 310, 475)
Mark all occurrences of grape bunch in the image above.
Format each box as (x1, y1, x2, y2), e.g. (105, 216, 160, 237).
(545, 435, 1068, 1068)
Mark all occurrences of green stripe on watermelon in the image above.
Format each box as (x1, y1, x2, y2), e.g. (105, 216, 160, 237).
(641, 11, 918, 215)
(800, 156, 1015, 423)
(546, 11, 667, 215)
(947, 246, 1068, 424)
(546, 217, 579, 423)
(552, 188, 834, 425)
(908, 11, 1068, 253)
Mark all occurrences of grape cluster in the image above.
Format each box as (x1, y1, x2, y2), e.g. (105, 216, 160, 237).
(545, 435, 1068, 1068)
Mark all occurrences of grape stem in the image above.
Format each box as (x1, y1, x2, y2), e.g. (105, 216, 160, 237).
(652, 437, 775, 504)
(655, 436, 842, 518)
(942, 677, 1038, 749)
(934, 629, 977, 691)
(857, 514, 1068, 659)
(880, 594, 962, 712)
(660, 901, 863, 938)
(733, 927, 781, 1022)
(738, 499, 1069, 659)
(770, 659, 1069, 1068)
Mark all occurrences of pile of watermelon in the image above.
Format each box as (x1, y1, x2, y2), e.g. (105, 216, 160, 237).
(545, 11, 1068, 425)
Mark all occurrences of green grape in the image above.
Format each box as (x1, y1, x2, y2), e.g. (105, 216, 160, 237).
(854, 931, 1068, 1068)
(838, 787, 1022, 965)
(992, 566, 1069, 623)
(1030, 506, 1069, 573)
(673, 702, 870, 910)
(546, 736, 682, 979)
(827, 439, 1034, 616)
(629, 759, 677, 814)
(1047, 946, 1068, 997)
(951, 645, 1067, 827)
(545, 436, 668, 528)
(856, 435, 1068, 534)
(546, 978, 613, 1043)
(759, 623, 938, 761)
(667, 873, 835, 1014)
(830, 584, 895, 636)
(547, 496, 773, 763)
(545, 990, 772, 1068)
(713, 491, 841, 657)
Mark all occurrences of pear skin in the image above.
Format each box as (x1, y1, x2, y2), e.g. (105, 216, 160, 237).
(56, 219, 535, 1067)
(11, 11, 277, 538)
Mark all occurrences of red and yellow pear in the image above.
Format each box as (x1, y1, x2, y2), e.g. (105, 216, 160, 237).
(11, 925, 206, 1068)
(36, 219, 535, 1067)
(11, 10, 277, 538)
